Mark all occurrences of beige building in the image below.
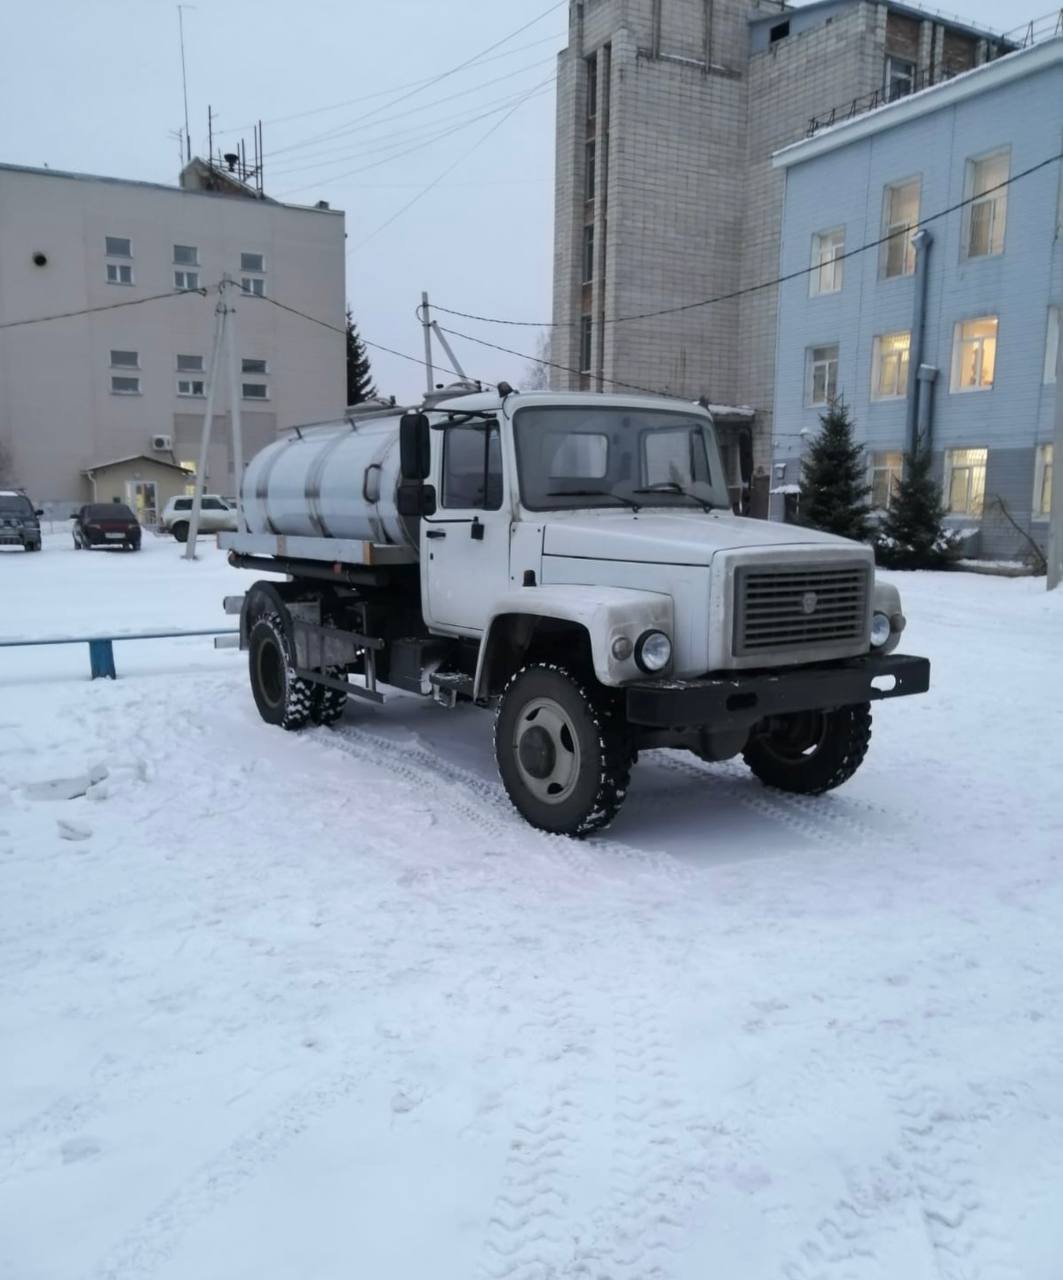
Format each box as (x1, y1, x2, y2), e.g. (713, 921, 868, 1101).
(0, 160, 346, 519)
(552, 0, 1014, 511)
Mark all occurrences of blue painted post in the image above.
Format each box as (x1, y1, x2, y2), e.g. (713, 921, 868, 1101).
(88, 639, 117, 680)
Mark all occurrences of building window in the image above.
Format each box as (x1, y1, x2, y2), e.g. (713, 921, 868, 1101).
(106, 262, 134, 285)
(945, 448, 987, 516)
(241, 358, 268, 375)
(964, 148, 1009, 259)
(585, 140, 596, 202)
(586, 55, 598, 121)
(241, 251, 265, 273)
(105, 236, 131, 258)
(579, 316, 593, 375)
(805, 344, 839, 406)
(770, 20, 790, 43)
(870, 451, 903, 510)
(242, 382, 269, 400)
(581, 225, 595, 284)
(173, 244, 199, 265)
(241, 276, 265, 296)
(1033, 444, 1053, 519)
(110, 375, 141, 395)
(885, 55, 916, 101)
(809, 228, 844, 296)
(951, 316, 998, 392)
(177, 379, 205, 397)
(176, 354, 203, 373)
(881, 179, 920, 278)
(174, 270, 200, 290)
(109, 349, 139, 369)
(1044, 306, 1059, 385)
(871, 331, 911, 399)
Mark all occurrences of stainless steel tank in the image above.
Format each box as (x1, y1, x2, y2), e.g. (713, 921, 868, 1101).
(241, 414, 414, 547)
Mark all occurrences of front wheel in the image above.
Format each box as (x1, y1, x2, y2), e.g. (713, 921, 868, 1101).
(172, 522, 189, 544)
(742, 703, 872, 795)
(494, 664, 632, 837)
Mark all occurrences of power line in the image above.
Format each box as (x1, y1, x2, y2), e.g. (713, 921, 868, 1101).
(429, 149, 1063, 329)
(0, 285, 211, 332)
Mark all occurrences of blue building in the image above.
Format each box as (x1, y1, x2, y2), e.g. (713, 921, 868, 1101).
(769, 35, 1062, 558)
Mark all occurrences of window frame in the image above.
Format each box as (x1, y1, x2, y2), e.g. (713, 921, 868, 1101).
(944, 447, 988, 517)
(241, 276, 265, 297)
(962, 146, 1010, 261)
(240, 251, 265, 273)
(585, 140, 596, 202)
(176, 354, 204, 373)
(441, 422, 504, 512)
(105, 236, 132, 258)
(869, 451, 904, 511)
(173, 244, 199, 266)
(110, 375, 142, 396)
(809, 227, 845, 297)
(885, 54, 916, 101)
(950, 315, 999, 394)
(241, 357, 269, 376)
(586, 54, 598, 122)
(880, 177, 920, 279)
(1033, 443, 1053, 520)
(241, 382, 270, 400)
(1044, 305, 1060, 385)
(871, 331, 911, 400)
(579, 316, 593, 375)
(176, 378, 206, 397)
(106, 262, 134, 286)
(109, 349, 139, 369)
(174, 269, 200, 291)
(581, 224, 595, 284)
(805, 343, 839, 407)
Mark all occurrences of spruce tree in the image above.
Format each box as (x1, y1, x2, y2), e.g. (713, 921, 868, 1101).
(875, 448, 954, 569)
(798, 400, 871, 542)
(346, 309, 376, 405)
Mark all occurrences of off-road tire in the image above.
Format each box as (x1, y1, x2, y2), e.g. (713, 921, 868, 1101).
(495, 663, 632, 838)
(742, 703, 872, 795)
(248, 611, 314, 731)
(172, 522, 190, 544)
(311, 669, 348, 727)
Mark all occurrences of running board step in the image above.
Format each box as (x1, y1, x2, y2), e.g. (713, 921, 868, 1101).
(429, 671, 474, 707)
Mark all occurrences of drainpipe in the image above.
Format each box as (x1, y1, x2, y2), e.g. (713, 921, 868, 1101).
(905, 228, 932, 461)
(915, 363, 938, 453)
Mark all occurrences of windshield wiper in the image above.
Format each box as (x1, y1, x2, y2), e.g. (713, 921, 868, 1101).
(546, 489, 642, 512)
(632, 482, 714, 513)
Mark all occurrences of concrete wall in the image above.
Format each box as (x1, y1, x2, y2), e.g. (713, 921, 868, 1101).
(0, 165, 346, 505)
(771, 44, 1063, 557)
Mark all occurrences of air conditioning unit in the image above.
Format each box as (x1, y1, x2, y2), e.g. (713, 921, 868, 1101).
(151, 434, 173, 452)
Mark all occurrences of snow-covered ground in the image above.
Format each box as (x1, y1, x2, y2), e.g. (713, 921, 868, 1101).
(2, 532, 1062, 1280)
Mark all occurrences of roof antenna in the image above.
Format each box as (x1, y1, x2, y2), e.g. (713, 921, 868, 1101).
(177, 5, 195, 164)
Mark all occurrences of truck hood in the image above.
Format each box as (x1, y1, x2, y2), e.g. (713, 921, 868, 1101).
(541, 509, 859, 566)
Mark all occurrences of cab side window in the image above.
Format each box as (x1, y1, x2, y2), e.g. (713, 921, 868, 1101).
(442, 424, 503, 510)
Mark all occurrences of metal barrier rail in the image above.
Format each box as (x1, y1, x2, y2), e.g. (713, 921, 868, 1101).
(0, 628, 239, 679)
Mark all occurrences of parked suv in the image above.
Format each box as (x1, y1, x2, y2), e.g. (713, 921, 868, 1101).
(161, 494, 238, 542)
(0, 490, 43, 552)
(73, 503, 141, 551)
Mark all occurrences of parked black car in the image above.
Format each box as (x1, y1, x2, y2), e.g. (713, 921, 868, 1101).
(0, 490, 43, 552)
(73, 503, 141, 551)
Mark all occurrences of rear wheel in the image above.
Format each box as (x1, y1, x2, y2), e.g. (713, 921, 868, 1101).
(311, 669, 348, 727)
(248, 612, 314, 730)
(172, 522, 190, 544)
(495, 664, 631, 837)
(73, 534, 82, 549)
(742, 703, 872, 795)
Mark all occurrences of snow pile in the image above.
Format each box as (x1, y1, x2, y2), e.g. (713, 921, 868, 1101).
(2, 535, 1063, 1278)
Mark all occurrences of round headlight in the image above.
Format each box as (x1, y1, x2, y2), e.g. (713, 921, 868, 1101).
(635, 629, 671, 673)
(870, 611, 891, 648)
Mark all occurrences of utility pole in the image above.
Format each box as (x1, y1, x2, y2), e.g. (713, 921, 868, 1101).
(1048, 307, 1063, 590)
(421, 291, 434, 394)
(184, 286, 227, 559)
(225, 280, 245, 532)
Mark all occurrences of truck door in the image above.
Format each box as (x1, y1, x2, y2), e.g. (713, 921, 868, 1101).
(422, 421, 510, 634)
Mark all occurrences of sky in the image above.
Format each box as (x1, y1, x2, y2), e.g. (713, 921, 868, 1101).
(0, 0, 1048, 403)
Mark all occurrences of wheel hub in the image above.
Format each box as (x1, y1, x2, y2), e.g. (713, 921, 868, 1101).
(512, 696, 581, 805)
(518, 725, 556, 779)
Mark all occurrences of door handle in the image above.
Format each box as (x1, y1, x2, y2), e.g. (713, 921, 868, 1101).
(426, 529, 446, 539)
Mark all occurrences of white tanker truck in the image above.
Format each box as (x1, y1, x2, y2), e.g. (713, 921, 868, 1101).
(220, 383, 929, 837)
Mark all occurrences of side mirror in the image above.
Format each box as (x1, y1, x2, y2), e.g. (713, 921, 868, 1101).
(35, 508, 44, 517)
(399, 411, 431, 480)
(397, 481, 436, 518)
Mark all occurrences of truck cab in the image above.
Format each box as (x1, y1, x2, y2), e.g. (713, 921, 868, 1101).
(225, 387, 929, 837)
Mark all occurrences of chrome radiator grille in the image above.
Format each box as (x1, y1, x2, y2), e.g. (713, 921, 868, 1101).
(733, 562, 870, 657)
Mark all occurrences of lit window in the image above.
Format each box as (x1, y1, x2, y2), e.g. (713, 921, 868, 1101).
(242, 382, 269, 400)
(110, 375, 141, 395)
(105, 236, 131, 258)
(1034, 444, 1053, 518)
(951, 316, 998, 392)
(579, 316, 593, 374)
(177, 379, 205, 397)
(581, 225, 595, 284)
(240, 252, 265, 273)
(810, 228, 844, 296)
(585, 140, 596, 201)
(174, 270, 200, 290)
(885, 55, 916, 101)
(173, 244, 198, 265)
(881, 179, 920, 278)
(870, 451, 904, 510)
(944, 447, 987, 516)
(241, 276, 265, 296)
(241, 358, 268, 375)
(805, 343, 839, 406)
(964, 149, 1009, 259)
(1044, 306, 1060, 385)
(106, 262, 134, 286)
(176, 354, 203, 373)
(872, 331, 911, 399)
(110, 349, 139, 369)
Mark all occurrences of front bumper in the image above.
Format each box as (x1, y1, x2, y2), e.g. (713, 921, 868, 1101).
(0, 529, 39, 547)
(625, 652, 930, 731)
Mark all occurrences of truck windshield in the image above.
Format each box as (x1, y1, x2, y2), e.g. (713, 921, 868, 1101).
(513, 405, 730, 513)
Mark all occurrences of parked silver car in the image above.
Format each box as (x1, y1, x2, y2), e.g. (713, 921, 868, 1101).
(161, 494, 238, 543)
